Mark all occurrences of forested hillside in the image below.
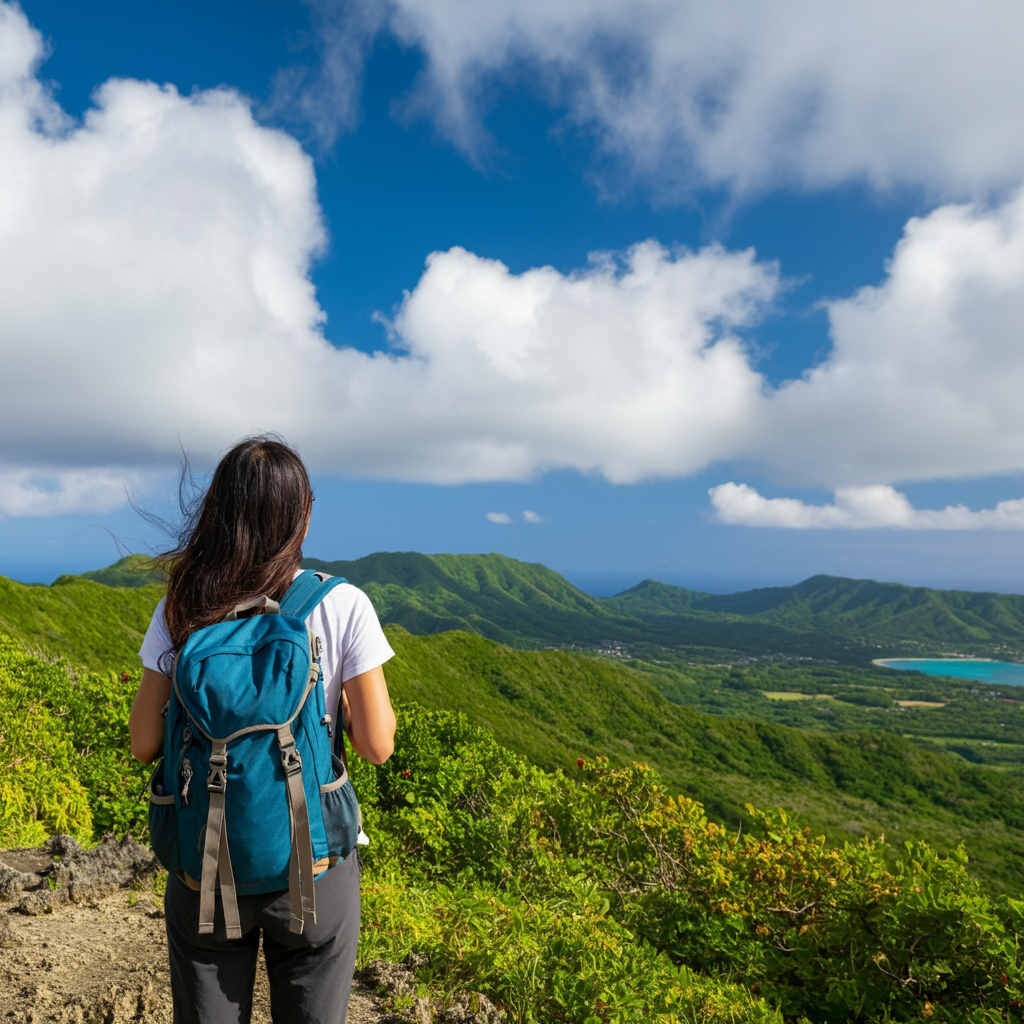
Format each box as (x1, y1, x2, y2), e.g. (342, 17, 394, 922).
(8, 556, 1024, 1018)
(3, 559, 1024, 891)
(0, 572, 161, 671)
(305, 552, 1024, 661)
(5, 629, 1024, 1023)
(607, 573, 1024, 649)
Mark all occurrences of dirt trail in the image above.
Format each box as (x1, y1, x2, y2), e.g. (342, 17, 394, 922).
(0, 842, 390, 1024)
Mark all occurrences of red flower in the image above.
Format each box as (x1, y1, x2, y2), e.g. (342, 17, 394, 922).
(120, 673, 131, 682)
(576, 758, 585, 768)
(401, 769, 412, 779)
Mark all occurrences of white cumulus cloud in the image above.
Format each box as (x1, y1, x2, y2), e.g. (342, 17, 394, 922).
(351, 0, 1024, 197)
(486, 511, 513, 524)
(762, 187, 1024, 486)
(0, 2, 778, 498)
(10, 4, 1024, 525)
(522, 510, 545, 523)
(0, 467, 139, 519)
(710, 483, 1024, 531)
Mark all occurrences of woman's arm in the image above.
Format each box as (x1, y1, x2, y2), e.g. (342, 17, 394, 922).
(129, 668, 172, 764)
(341, 665, 396, 764)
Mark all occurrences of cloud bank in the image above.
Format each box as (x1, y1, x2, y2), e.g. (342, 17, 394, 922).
(7, 4, 1024, 525)
(710, 483, 1024, 531)
(0, 0, 780, 514)
(0, 468, 139, 520)
(309, 0, 1024, 197)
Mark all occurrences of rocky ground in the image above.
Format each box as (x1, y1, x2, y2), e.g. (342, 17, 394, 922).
(0, 839, 502, 1024)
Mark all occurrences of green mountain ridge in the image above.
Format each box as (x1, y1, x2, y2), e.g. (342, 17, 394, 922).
(4, 557, 1024, 889)
(0, 572, 162, 672)
(301, 551, 627, 646)
(80, 553, 164, 588)
(303, 552, 1024, 661)
(607, 573, 1024, 648)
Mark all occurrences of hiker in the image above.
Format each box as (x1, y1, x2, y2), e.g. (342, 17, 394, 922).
(129, 435, 397, 1024)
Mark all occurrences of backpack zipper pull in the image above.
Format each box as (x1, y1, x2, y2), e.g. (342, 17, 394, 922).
(180, 757, 194, 807)
(321, 714, 333, 739)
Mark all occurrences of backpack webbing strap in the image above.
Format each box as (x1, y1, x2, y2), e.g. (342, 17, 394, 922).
(277, 724, 316, 934)
(198, 741, 241, 938)
(280, 571, 349, 622)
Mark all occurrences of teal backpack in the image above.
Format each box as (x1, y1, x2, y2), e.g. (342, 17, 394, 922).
(148, 570, 360, 938)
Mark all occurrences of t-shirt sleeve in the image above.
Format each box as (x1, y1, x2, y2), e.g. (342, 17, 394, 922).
(333, 586, 395, 682)
(138, 598, 175, 675)
(307, 584, 393, 721)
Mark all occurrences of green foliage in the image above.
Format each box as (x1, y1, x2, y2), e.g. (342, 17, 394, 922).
(347, 707, 1024, 1023)
(81, 554, 165, 588)
(359, 880, 781, 1024)
(0, 634, 93, 846)
(0, 632, 149, 845)
(0, 572, 162, 672)
(5, 610, 1024, 1023)
(380, 626, 1024, 891)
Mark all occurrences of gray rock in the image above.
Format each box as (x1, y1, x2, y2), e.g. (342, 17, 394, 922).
(41, 834, 159, 903)
(0, 911, 20, 948)
(16, 887, 69, 916)
(437, 991, 506, 1023)
(359, 958, 418, 1000)
(359, 954, 505, 1024)
(0, 864, 41, 902)
(43, 834, 82, 859)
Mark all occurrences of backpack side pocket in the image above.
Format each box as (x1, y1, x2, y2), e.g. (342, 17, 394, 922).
(148, 760, 182, 877)
(319, 754, 360, 862)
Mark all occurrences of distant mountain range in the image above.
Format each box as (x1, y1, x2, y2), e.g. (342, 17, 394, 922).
(304, 552, 1024, 662)
(49, 550, 1024, 663)
(6, 553, 1024, 888)
(81, 553, 163, 588)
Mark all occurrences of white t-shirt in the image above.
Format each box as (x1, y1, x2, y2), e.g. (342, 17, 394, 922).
(137, 572, 395, 723)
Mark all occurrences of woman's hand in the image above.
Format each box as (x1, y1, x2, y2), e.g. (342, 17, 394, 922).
(129, 668, 172, 764)
(341, 665, 396, 764)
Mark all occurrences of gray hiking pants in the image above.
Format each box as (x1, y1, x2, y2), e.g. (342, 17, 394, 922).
(164, 850, 360, 1024)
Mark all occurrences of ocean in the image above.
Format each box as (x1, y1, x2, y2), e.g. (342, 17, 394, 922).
(875, 658, 1024, 686)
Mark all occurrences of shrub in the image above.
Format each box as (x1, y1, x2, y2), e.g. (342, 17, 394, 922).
(4, 631, 1023, 1024)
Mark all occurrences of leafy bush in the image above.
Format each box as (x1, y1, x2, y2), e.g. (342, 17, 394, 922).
(0, 633, 148, 845)
(1, 634, 93, 845)
(352, 707, 1024, 1023)
(4, 627, 1024, 1023)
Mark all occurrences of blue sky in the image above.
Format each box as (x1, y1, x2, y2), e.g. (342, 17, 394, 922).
(4, 0, 1024, 594)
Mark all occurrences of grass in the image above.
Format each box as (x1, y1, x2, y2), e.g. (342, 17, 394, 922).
(380, 626, 1024, 891)
(762, 691, 835, 701)
(0, 573, 162, 672)
(6, 562, 1024, 892)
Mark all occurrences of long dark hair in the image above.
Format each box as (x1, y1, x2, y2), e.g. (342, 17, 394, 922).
(159, 435, 312, 651)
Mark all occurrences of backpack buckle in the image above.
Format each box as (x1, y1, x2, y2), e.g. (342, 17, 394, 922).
(280, 742, 302, 776)
(207, 752, 228, 793)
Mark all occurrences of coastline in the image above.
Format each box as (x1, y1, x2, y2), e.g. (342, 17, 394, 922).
(872, 657, 995, 667)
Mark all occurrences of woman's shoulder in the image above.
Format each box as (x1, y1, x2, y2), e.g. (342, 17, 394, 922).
(310, 580, 379, 624)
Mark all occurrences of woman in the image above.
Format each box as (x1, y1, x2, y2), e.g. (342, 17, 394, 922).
(129, 436, 396, 1024)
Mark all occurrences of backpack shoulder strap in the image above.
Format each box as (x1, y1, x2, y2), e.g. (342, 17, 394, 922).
(280, 570, 349, 621)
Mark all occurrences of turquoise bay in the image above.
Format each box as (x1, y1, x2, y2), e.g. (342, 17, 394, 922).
(876, 658, 1024, 686)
